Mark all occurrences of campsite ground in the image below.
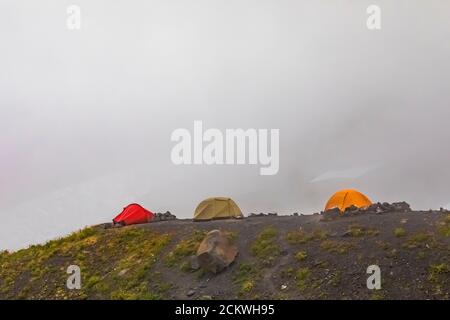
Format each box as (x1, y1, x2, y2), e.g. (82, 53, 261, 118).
(0, 209, 449, 299)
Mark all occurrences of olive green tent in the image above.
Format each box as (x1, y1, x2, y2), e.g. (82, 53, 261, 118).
(194, 197, 243, 221)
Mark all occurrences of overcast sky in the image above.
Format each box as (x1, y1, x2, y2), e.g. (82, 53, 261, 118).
(1, 0, 450, 250)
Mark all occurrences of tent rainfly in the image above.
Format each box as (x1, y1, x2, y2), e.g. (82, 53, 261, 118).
(113, 203, 154, 226)
(194, 197, 243, 221)
(325, 189, 372, 212)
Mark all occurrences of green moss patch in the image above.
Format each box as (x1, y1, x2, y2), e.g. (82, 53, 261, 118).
(346, 224, 379, 237)
(438, 215, 450, 237)
(232, 263, 259, 297)
(320, 240, 354, 254)
(286, 229, 328, 245)
(251, 226, 280, 265)
(164, 230, 206, 271)
(394, 227, 406, 237)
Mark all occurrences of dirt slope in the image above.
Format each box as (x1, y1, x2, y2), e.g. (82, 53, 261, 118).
(1, 209, 449, 300)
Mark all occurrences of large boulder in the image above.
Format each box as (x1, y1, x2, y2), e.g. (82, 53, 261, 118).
(196, 230, 238, 274)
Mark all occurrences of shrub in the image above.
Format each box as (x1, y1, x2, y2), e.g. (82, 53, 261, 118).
(251, 226, 280, 263)
(296, 268, 311, 291)
(295, 251, 307, 261)
(394, 228, 406, 237)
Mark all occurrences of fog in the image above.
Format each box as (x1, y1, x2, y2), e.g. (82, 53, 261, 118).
(1, 0, 450, 250)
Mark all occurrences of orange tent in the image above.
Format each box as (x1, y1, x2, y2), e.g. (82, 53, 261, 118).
(325, 189, 372, 212)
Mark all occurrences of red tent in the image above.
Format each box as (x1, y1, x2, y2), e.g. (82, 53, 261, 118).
(113, 203, 154, 226)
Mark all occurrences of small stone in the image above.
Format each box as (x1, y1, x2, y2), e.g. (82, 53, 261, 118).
(341, 231, 352, 237)
(189, 255, 200, 271)
(323, 207, 341, 220)
(187, 290, 196, 297)
(329, 232, 338, 237)
(344, 205, 359, 214)
(118, 268, 129, 277)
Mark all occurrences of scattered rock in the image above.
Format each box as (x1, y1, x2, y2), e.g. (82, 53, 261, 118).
(102, 223, 113, 229)
(118, 268, 129, 277)
(293, 212, 299, 216)
(344, 205, 360, 215)
(366, 201, 411, 214)
(341, 230, 353, 237)
(392, 202, 412, 212)
(321, 201, 412, 220)
(187, 290, 196, 297)
(248, 213, 265, 217)
(329, 232, 338, 237)
(189, 255, 200, 271)
(112, 222, 125, 228)
(196, 230, 238, 274)
(321, 207, 341, 221)
(248, 212, 278, 218)
(152, 211, 177, 222)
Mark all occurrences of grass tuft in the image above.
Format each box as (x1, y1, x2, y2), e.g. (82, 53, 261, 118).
(346, 224, 379, 237)
(294, 251, 307, 261)
(320, 240, 353, 254)
(164, 230, 206, 270)
(251, 226, 280, 265)
(286, 229, 328, 245)
(233, 263, 259, 297)
(394, 228, 406, 237)
(296, 268, 311, 291)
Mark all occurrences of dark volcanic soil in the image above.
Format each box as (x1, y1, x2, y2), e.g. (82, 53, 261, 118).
(141, 211, 450, 300)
